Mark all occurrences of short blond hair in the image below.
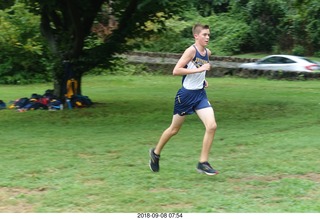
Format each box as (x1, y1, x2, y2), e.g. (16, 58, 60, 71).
(192, 24, 210, 35)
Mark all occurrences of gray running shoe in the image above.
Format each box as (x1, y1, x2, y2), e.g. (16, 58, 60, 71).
(149, 148, 160, 172)
(196, 162, 219, 176)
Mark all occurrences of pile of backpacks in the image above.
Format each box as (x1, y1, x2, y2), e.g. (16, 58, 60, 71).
(0, 89, 92, 112)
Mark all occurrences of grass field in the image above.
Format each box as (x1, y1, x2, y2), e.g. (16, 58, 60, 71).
(0, 75, 319, 213)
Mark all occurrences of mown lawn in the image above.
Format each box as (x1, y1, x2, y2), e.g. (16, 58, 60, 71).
(0, 75, 319, 213)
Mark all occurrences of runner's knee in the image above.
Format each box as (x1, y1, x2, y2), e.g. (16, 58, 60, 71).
(169, 126, 181, 136)
(206, 122, 217, 133)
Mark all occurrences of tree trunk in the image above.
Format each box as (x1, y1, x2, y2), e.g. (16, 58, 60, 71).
(39, 1, 104, 100)
(52, 60, 82, 101)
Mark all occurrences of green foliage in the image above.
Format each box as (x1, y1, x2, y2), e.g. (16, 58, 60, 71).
(0, 2, 52, 84)
(245, 0, 286, 52)
(302, 1, 320, 54)
(136, 0, 320, 56)
(136, 10, 250, 56)
(129, 8, 195, 53)
(292, 45, 306, 56)
(206, 14, 250, 55)
(239, 0, 320, 55)
(134, 15, 194, 53)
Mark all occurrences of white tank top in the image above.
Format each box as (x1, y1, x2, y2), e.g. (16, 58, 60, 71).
(182, 45, 209, 90)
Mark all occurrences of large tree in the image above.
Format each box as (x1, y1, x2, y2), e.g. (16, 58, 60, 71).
(24, 0, 190, 99)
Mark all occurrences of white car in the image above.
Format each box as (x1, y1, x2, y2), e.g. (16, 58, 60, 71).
(239, 55, 320, 72)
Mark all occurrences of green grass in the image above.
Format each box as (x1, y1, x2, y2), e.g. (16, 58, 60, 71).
(0, 75, 319, 213)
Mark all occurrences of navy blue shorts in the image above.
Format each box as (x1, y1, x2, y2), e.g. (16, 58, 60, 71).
(173, 87, 212, 116)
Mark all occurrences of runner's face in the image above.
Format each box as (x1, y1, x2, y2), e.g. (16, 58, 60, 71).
(195, 29, 210, 46)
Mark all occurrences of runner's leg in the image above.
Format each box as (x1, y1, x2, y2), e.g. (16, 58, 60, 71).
(196, 107, 217, 162)
(154, 114, 186, 155)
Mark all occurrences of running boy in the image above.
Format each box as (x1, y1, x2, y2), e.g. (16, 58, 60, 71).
(149, 24, 218, 175)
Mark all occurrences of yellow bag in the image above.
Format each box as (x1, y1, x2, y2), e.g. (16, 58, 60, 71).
(66, 78, 78, 99)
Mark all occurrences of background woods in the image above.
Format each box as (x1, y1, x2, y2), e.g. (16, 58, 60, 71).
(1, 0, 320, 96)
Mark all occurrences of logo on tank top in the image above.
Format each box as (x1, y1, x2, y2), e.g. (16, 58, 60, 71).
(193, 57, 208, 68)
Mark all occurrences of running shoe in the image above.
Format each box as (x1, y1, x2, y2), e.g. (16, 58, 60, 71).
(196, 162, 218, 176)
(149, 148, 160, 172)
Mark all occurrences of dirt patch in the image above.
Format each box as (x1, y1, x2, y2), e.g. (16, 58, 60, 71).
(0, 187, 47, 213)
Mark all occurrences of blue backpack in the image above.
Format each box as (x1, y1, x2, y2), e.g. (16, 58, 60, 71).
(0, 100, 6, 109)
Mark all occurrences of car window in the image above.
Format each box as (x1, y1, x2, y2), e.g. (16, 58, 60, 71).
(260, 56, 296, 64)
(260, 57, 279, 64)
(279, 57, 296, 64)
